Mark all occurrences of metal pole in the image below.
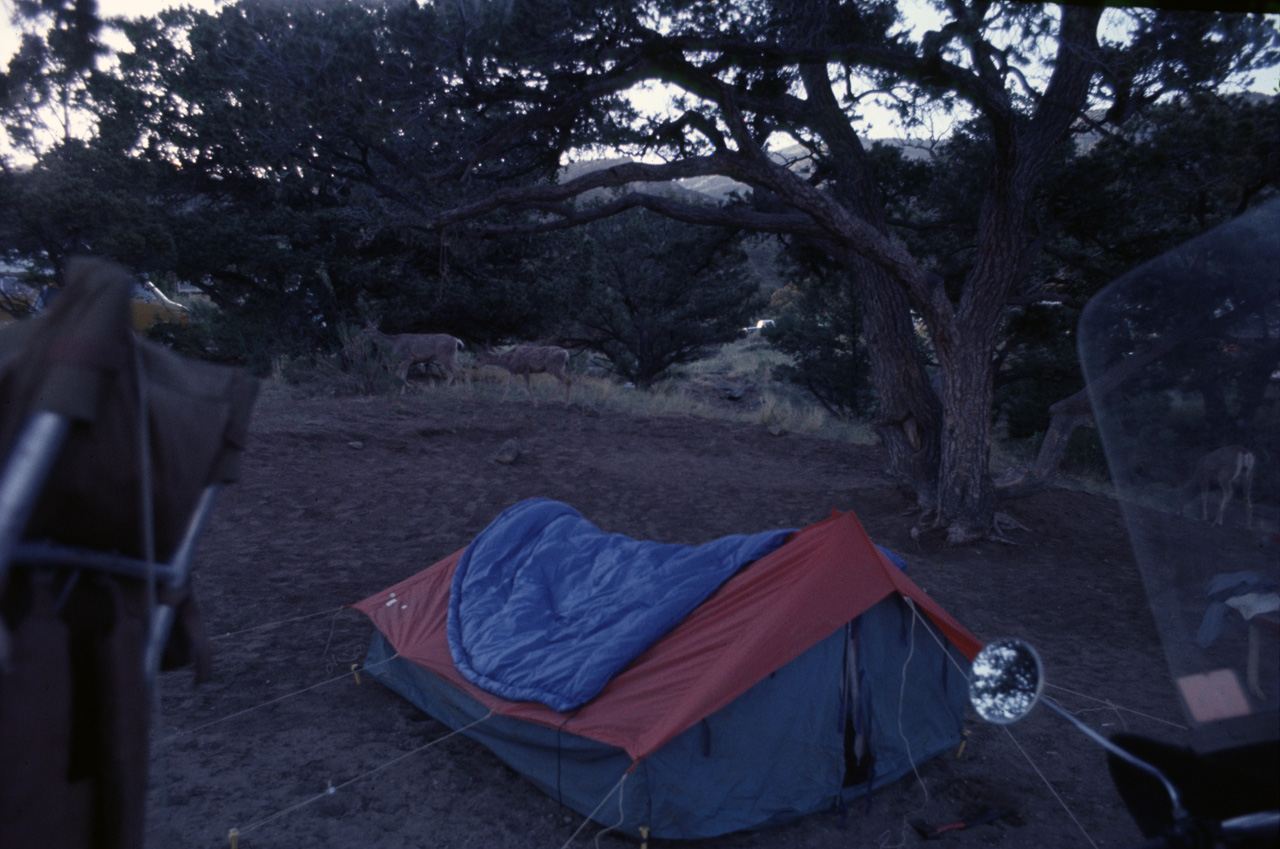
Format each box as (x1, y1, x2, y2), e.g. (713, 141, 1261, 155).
(145, 485, 221, 683)
(0, 412, 70, 672)
(0, 412, 70, 570)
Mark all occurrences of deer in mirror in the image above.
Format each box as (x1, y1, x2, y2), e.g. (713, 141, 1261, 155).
(1186, 445, 1256, 528)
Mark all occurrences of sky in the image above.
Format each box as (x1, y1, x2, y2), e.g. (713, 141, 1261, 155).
(1, 0, 1277, 145)
(0, 0, 219, 60)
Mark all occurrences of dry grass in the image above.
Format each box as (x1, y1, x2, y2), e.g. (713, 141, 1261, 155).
(682, 336, 792, 383)
(270, 335, 875, 446)
(267, 335, 951, 455)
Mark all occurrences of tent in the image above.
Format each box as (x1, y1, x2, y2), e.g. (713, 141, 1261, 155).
(352, 499, 981, 840)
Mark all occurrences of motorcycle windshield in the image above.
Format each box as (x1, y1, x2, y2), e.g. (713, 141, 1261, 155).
(1078, 197, 1280, 755)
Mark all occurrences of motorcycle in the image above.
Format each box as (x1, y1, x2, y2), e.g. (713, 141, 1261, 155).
(969, 198, 1280, 849)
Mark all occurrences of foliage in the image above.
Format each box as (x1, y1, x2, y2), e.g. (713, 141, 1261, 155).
(994, 304, 1082, 440)
(561, 209, 766, 386)
(309, 322, 404, 396)
(994, 92, 1279, 439)
(1074, 192, 1280, 517)
(0, 142, 171, 279)
(157, 298, 315, 375)
(766, 266, 874, 420)
(1045, 92, 1280, 278)
(0, 2, 587, 363)
(360, 230, 580, 345)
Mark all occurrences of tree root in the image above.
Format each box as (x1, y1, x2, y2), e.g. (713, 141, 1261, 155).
(909, 511, 1028, 545)
(945, 522, 986, 546)
(994, 511, 1029, 533)
(908, 508, 941, 541)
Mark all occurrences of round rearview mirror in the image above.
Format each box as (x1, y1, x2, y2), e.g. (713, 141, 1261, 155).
(969, 638, 1045, 724)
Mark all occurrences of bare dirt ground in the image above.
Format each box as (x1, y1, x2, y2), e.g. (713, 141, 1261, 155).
(143, 384, 1267, 849)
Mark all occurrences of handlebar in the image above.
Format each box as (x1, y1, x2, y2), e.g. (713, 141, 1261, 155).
(1126, 811, 1279, 849)
(1221, 811, 1280, 842)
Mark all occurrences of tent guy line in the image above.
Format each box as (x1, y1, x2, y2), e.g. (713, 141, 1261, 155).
(210, 603, 348, 640)
(158, 572, 1167, 847)
(894, 600, 930, 805)
(229, 720, 634, 849)
(876, 590, 1104, 849)
(904, 596, 975, 684)
(1044, 683, 1188, 731)
(901, 592, 1185, 733)
(156, 653, 401, 745)
(154, 523, 1156, 845)
(1002, 723, 1102, 849)
(231, 710, 497, 839)
(356, 503, 985, 838)
(555, 771, 631, 849)
(195, 606, 963, 849)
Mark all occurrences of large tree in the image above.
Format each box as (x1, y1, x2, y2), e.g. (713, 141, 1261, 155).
(50, 0, 1280, 540)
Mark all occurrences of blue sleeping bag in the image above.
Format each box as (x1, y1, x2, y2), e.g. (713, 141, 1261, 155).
(447, 498, 794, 712)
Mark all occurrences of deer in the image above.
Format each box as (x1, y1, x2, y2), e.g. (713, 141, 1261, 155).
(1185, 445, 1256, 528)
(474, 345, 572, 407)
(362, 319, 466, 396)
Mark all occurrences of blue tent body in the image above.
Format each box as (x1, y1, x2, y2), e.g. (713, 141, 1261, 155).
(356, 502, 978, 840)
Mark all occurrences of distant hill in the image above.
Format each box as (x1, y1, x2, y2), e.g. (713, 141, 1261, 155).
(562, 137, 932, 204)
(564, 93, 1279, 199)
(559, 156, 718, 204)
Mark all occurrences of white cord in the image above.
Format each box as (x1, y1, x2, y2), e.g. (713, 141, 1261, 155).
(1002, 724, 1101, 849)
(157, 653, 398, 743)
(897, 601, 929, 804)
(593, 769, 630, 848)
(234, 710, 496, 836)
(211, 604, 349, 640)
(1045, 683, 1187, 731)
(555, 769, 631, 849)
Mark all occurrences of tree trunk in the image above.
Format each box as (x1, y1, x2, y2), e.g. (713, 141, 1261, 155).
(918, 5, 1102, 541)
(794, 63, 944, 513)
(934, 331, 998, 543)
(862, 264, 943, 512)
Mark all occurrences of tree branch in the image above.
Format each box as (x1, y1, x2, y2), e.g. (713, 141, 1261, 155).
(448, 190, 825, 239)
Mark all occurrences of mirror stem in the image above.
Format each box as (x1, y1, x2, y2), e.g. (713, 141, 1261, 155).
(1039, 696, 1187, 822)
